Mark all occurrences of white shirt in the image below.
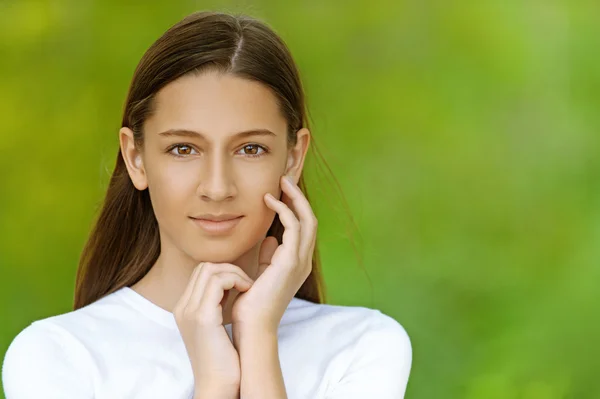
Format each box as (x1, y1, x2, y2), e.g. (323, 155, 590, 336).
(2, 286, 412, 398)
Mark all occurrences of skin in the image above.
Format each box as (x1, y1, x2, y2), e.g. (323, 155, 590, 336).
(119, 69, 318, 398)
(119, 69, 309, 324)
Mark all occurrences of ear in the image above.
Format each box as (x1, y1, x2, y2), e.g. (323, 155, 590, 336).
(119, 127, 148, 191)
(285, 127, 310, 184)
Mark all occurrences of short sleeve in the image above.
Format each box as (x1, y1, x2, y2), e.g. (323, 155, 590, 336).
(2, 321, 94, 399)
(325, 310, 412, 399)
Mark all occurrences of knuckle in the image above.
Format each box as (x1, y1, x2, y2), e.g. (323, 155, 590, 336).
(200, 263, 218, 276)
(206, 274, 219, 284)
(232, 264, 244, 273)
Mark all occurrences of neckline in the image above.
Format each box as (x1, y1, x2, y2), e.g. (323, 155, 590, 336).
(117, 286, 303, 330)
(118, 287, 179, 330)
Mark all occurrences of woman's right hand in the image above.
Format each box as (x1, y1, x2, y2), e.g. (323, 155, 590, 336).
(173, 261, 254, 396)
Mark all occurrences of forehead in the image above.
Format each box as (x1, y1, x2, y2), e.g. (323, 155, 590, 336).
(147, 71, 287, 139)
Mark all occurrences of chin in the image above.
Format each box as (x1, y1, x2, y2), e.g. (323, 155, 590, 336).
(185, 237, 260, 265)
(187, 247, 240, 264)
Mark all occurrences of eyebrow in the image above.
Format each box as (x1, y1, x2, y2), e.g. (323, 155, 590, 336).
(157, 128, 277, 140)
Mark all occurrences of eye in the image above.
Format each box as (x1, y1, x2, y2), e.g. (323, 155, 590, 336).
(238, 144, 269, 158)
(168, 144, 199, 157)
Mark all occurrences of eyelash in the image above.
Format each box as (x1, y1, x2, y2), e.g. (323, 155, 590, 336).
(166, 143, 269, 159)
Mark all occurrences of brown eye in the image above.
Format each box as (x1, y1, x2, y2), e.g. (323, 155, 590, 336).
(243, 145, 258, 155)
(239, 144, 267, 158)
(177, 145, 192, 155)
(168, 144, 198, 157)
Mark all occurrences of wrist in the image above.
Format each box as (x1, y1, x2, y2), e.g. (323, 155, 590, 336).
(194, 381, 239, 399)
(232, 320, 278, 336)
(194, 394, 238, 399)
(232, 323, 278, 349)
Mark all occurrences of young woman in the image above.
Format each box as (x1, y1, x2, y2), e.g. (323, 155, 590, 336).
(2, 10, 411, 399)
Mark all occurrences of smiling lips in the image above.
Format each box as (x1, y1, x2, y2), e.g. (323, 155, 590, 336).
(190, 215, 244, 235)
(193, 213, 243, 221)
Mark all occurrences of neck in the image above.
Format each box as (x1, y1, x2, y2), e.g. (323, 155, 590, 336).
(130, 234, 263, 325)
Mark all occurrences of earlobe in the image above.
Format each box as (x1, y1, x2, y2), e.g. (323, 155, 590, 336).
(119, 127, 148, 191)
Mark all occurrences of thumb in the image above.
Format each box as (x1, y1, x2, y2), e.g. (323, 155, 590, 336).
(257, 236, 278, 278)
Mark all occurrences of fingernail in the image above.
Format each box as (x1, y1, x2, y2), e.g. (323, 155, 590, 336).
(285, 176, 295, 186)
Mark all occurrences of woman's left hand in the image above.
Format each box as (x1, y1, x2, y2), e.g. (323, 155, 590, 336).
(230, 175, 318, 332)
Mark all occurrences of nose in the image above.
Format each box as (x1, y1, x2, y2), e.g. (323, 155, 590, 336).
(196, 152, 237, 202)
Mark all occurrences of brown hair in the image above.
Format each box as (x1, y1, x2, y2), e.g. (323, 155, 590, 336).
(74, 10, 366, 310)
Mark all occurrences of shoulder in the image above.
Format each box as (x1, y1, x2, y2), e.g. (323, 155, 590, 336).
(3, 319, 79, 362)
(290, 297, 411, 343)
(2, 319, 95, 398)
(288, 297, 411, 359)
(353, 308, 412, 378)
(14, 288, 134, 340)
(1, 291, 125, 398)
(362, 308, 412, 359)
(287, 298, 412, 398)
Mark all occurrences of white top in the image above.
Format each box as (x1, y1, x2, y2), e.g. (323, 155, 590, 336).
(2, 287, 412, 399)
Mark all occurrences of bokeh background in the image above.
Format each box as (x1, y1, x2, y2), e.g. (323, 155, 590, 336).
(1, 1, 599, 398)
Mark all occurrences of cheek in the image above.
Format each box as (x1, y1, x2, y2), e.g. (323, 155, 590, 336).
(237, 169, 282, 228)
(146, 166, 195, 222)
(239, 164, 282, 195)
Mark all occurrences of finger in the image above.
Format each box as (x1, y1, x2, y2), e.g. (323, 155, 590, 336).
(199, 273, 253, 314)
(188, 263, 253, 308)
(280, 176, 318, 257)
(279, 188, 295, 214)
(220, 290, 230, 309)
(283, 179, 318, 255)
(220, 263, 255, 284)
(271, 176, 317, 255)
(173, 262, 205, 312)
(264, 192, 300, 261)
(257, 236, 279, 278)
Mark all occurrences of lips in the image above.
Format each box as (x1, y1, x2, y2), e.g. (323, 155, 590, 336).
(192, 214, 243, 221)
(190, 216, 243, 235)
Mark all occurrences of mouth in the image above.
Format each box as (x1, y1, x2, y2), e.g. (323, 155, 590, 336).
(189, 216, 244, 235)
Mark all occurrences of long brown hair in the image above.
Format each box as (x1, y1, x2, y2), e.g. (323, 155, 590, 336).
(74, 10, 366, 310)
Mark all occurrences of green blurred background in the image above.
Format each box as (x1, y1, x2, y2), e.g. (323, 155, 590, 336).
(1, 1, 599, 398)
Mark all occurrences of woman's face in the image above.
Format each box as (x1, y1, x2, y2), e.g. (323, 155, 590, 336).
(120, 70, 309, 263)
